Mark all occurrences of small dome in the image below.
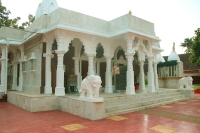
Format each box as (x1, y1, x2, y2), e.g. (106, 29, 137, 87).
(167, 42, 180, 62)
(35, 0, 59, 20)
(157, 53, 165, 62)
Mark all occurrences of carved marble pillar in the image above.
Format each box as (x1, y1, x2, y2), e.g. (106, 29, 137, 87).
(87, 54, 95, 76)
(126, 53, 135, 95)
(139, 60, 146, 93)
(55, 50, 65, 96)
(93, 60, 97, 75)
(0, 47, 6, 92)
(147, 57, 155, 92)
(154, 62, 159, 90)
(125, 39, 135, 95)
(97, 61, 100, 75)
(18, 50, 24, 91)
(105, 56, 112, 93)
(44, 53, 53, 94)
(54, 29, 67, 96)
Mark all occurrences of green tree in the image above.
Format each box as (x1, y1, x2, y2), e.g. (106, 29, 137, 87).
(0, 1, 34, 29)
(180, 38, 193, 53)
(20, 14, 35, 29)
(0, 1, 21, 28)
(189, 28, 200, 66)
(0, 1, 10, 27)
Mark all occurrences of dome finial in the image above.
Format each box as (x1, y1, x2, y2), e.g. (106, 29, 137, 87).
(172, 42, 175, 51)
(128, 10, 132, 15)
(10, 21, 13, 27)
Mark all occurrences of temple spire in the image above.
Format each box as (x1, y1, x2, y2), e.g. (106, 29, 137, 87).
(172, 42, 175, 51)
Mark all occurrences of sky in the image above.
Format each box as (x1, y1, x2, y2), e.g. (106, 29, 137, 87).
(1, 0, 200, 56)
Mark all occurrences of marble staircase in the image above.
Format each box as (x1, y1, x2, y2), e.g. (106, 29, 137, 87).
(104, 89, 189, 117)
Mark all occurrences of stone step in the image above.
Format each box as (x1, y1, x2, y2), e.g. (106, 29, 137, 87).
(105, 95, 185, 113)
(105, 92, 183, 106)
(104, 90, 181, 102)
(105, 97, 189, 117)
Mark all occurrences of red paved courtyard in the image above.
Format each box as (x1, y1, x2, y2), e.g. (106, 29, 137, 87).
(0, 94, 200, 133)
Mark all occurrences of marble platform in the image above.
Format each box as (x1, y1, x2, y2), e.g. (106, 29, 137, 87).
(7, 88, 193, 120)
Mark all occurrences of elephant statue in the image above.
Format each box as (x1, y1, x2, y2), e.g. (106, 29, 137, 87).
(179, 76, 193, 89)
(79, 75, 102, 98)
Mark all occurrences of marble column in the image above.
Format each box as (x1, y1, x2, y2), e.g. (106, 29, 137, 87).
(126, 53, 135, 95)
(55, 50, 65, 96)
(44, 53, 53, 94)
(105, 57, 112, 93)
(147, 57, 155, 92)
(125, 39, 135, 95)
(87, 54, 95, 76)
(97, 61, 100, 75)
(153, 62, 159, 90)
(0, 47, 6, 92)
(93, 60, 97, 75)
(139, 60, 146, 93)
(18, 50, 24, 91)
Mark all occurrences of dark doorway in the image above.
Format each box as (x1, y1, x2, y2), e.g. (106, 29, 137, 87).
(100, 62, 106, 87)
(17, 64, 20, 86)
(51, 52, 57, 93)
(81, 61, 88, 79)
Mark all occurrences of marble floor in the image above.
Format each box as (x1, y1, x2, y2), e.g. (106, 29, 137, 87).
(0, 94, 200, 133)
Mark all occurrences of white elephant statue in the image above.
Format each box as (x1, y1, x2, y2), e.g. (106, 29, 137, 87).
(79, 75, 102, 98)
(179, 76, 193, 89)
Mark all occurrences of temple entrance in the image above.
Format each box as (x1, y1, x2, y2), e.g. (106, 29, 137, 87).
(17, 64, 20, 86)
(81, 60, 88, 79)
(100, 62, 106, 87)
(64, 43, 74, 93)
(51, 40, 57, 93)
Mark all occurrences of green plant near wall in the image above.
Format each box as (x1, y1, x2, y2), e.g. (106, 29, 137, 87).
(145, 79, 148, 85)
(193, 85, 200, 90)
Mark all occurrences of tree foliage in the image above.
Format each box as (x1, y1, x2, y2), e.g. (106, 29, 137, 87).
(180, 38, 193, 53)
(0, 1, 34, 29)
(189, 28, 200, 66)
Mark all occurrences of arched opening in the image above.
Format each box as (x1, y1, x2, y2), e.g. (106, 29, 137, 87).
(63, 41, 75, 93)
(113, 46, 127, 91)
(15, 49, 21, 87)
(80, 45, 88, 80)
(96, 43, 105, 87)
(7, 52, 14, 90)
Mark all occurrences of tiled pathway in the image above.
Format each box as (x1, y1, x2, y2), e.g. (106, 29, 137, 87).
(0, 94, 200, 133)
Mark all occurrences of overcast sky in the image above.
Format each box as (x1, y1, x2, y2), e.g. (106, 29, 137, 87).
(2, 0, 200, 56)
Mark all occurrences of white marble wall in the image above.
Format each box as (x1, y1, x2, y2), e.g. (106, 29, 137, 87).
(23, 37, 43, 94)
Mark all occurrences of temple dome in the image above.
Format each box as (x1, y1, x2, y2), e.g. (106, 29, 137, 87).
(35, 0, 59, 20)
(157, 53, 165, 62)
(167, 42, 180, 62)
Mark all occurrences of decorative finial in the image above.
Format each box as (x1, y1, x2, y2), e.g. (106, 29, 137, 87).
(129, 10, 132, 15)
(172, 42, 175, 51)
(10, 21, 13, 27)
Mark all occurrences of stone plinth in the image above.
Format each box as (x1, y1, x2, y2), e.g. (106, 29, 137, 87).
(178, 89, 194, 99)
(158, 77, 182, 89)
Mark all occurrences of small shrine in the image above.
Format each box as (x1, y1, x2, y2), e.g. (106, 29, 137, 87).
(157, 43, 183, 89)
